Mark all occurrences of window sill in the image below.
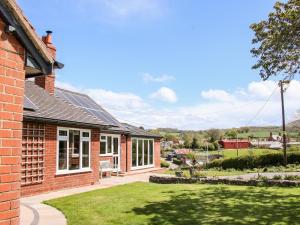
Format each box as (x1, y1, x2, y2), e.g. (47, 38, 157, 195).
(55, 168, 92, 176)
(99, 154, 113, 157)
(131, 165, 154, 171)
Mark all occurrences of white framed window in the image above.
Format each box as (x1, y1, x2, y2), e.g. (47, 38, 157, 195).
(100, 134, 120, 156)
(57, 127, 91, 174)
(132, 138, 154, 169)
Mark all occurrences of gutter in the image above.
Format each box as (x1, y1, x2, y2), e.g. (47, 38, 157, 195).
(23, 116, 112, 129)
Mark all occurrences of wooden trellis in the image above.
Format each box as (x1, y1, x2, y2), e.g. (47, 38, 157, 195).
(21, 122, 45, 186)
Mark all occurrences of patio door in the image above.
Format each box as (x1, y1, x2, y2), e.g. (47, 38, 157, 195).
(112, 136, 120, 172)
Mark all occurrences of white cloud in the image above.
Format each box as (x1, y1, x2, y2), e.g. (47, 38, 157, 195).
(55, 80, 300, 130)
(85, 89, 148, 113)
(150, 87, 177, 103)
(143, 73, 175, 83)
(56, 81, 149, 114)
(201, 89, 235, 102)
(247, 80, 278, 99)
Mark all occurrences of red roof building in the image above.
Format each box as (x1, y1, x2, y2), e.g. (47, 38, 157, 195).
(219, 140, 250, 149)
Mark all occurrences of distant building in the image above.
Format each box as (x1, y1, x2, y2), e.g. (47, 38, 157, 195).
(161, 140, 174, 149)
(219, 140, 250, 149)
(268, 132, 283, 142)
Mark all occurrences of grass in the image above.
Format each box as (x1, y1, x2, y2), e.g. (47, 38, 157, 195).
(203, 148, 279, 159)
(45, 182, 300, 225)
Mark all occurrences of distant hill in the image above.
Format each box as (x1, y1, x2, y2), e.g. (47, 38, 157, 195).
(288, 120, 300, 130)
(149, 125, 299, 140)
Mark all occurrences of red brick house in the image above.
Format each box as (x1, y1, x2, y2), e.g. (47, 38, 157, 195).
(0, 0, 63, 224)
(0, 1, 161, 224)
(21, 80, 161, 197)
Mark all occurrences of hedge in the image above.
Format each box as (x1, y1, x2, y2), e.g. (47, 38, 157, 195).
(172, 158, 183, 165)
(207, 153, 300, 170)
(160, 160, 170, 168)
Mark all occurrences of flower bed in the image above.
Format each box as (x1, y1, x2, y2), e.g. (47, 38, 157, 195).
(149, 175, 300, 187)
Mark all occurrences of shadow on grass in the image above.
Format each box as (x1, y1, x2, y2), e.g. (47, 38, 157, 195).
(132, 186, 300, 225)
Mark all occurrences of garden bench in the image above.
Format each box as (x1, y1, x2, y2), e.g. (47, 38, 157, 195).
(99, 160, 114, 179)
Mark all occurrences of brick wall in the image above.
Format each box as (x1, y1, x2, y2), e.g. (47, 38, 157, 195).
(34, 32, 56, 95)
(0, 17, 26, 225)
(154, 138, 161, 168)
(21, 124, 100, 196)
(126, 137, 132, 172)
(120, 135, 127, 172)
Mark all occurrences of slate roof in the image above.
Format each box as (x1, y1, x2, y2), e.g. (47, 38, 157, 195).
(121, 123, 162, 138)
(24, 81, 159, 138)
(24, 81, 108, 127)
(54, 87, 128, 132)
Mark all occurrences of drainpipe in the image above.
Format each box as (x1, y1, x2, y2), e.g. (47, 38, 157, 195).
(125, 135, 128, 172)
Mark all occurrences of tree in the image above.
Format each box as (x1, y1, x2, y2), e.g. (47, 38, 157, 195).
(250, 0, 300, 80)
(191, 138, 199, 150)
(164, 133, 178, 142)
(225, 129, 238, 139)
(183, 133, 193, 148)
(206, 129, 222, 142)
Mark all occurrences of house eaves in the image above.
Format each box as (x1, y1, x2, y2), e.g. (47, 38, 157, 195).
(0, 0, 63, 77)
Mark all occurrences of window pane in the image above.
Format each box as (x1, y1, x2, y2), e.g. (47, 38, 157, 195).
(144, 140, 149, 166)
(58, 140, 67, 170)
(138, 140, 143, 166)
(82, 141, 89, 168)
(107, 136, 112, 154)
(101, 136, 106, 141)
(69, 130, 80, 155)
(149, 140, 154, 165)
(100, 141, 106, 155)
(132, 139, 137, 167)
(69, 130, 80, 170)
(113, 137, 119, 155)
(59, 130, 67, 136)
(82, 132, 89, 137)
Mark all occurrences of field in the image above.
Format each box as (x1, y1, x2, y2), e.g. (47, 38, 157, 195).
(46, 182, 300, 225)
(204, 148, 279, 159)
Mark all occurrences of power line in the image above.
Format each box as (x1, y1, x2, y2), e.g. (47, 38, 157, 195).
(244, 86, 279, 127)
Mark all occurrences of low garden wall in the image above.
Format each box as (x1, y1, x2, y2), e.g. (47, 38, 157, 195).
(149, 175, 300, 187)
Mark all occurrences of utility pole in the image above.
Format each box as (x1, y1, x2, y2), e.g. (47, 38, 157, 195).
(236, 134, 239, 157)
(279, 80, 290, 166)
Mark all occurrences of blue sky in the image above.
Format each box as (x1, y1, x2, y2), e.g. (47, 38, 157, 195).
(19, 0, 300, 130)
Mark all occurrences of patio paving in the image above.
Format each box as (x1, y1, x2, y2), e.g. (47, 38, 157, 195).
(20, 172, 156, 225)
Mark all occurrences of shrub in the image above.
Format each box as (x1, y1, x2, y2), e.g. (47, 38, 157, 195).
(207, 143, 215, 151)
(160, 160, 170, 168)
(193, 171, 207, 178)
(288, 146, 300, 153)
(272, 175, 282, 180)
(207, 152, 300, 170)
(173, 158, 183, 165)
(213, 141, 220, 150)
(284, 175, 300, 180)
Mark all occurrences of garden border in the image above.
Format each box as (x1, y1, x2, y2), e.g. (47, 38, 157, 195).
(149, 175, 300, 187)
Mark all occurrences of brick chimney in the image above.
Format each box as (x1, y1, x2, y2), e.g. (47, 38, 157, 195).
(35, 31, 56, 95)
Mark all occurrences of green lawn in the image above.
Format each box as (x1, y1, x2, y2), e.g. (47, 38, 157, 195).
(46, 182, 300, 225)
(204, 148, 279, 159)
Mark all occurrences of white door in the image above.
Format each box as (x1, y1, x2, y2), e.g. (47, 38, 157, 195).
(112, 136, 120, 172)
